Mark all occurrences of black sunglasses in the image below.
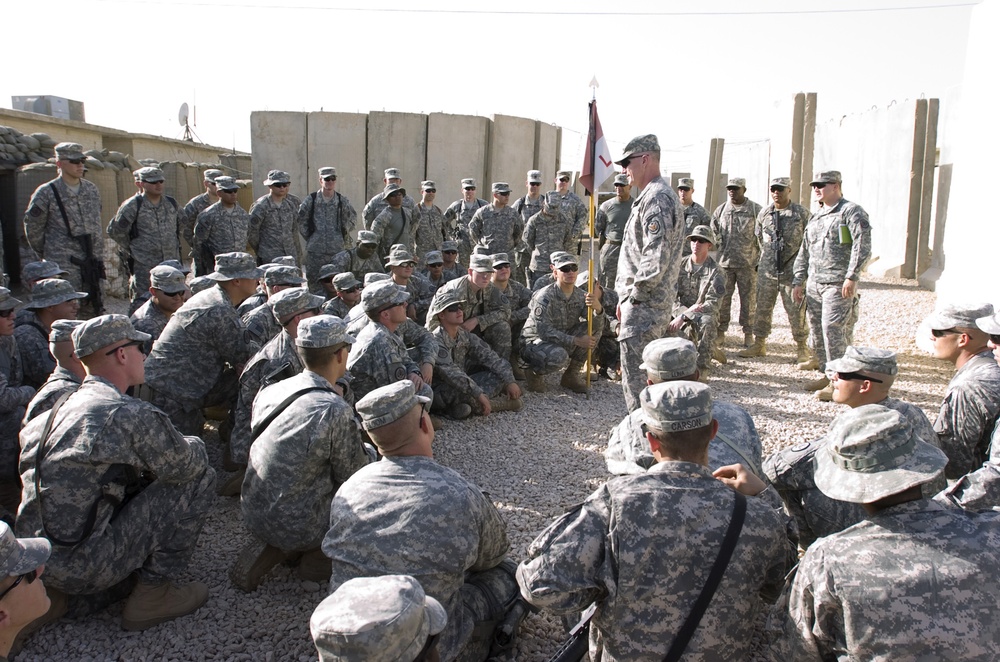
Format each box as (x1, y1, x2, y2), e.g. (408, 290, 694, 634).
(271, 182, 290, 188)
(558, 177, 570, 183)
(496, 191, 510, 196)
(619, 154, 646, 169)
(464, 187, 476, 191)
(443, 250, 458, 255)
(558, 265, 579, 273)
(105, 339, 145, 356)
(160, 289, 186, 298)
(931, 328, 960, 338)
(811, 182, 829, 189)
(692, 238, 711, 244)
(339, 286, 361, 294)
(529, 182, 541, 186)
(65, 158, 85, 165)
(0, 568, 38, 601)
(424, 189, 436, 193)
(835, 371, 884, 384)
(427, 262, 443, 268)
(144, 180, 165, 185)
(323, 176, 337, 182)
(444, 303, 462, 313)
(0, 309, 15, 318)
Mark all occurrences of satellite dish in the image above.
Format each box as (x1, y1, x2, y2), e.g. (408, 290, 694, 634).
(178, 102, 189, 127)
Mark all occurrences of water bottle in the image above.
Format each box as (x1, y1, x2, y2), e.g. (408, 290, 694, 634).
(838, 220, 852, 245)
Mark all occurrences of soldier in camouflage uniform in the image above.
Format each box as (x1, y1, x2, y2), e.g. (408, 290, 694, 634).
(614, 134, 687, 412)
(594, 173, 633, 289)
(108, 167, 183, 304)
(519, 381, 792, 661)
(489, 253, 532, 378)
(144, 253, 262, 435)
(444, 178, 488, 271)
(739, 177, 810, 362)
(14, 279, 87, 389)
(370, 184, 417, 261)
(22, 143, 105, 307)
(439, 239, 465, 282)
(553, 170, 588, 254)
(192, 177, 251, 276)
(233, 316, 371, 592)
(519, 253, 604, 394)
(428, 289, 521, 420)
(386, 245, 435, 325)
(325, 380, 518, 662)
(321, 272, 361, 318)
(241, 265, 307, 353)
(248, 170, 302, 265)
(23, 319, 84, 424)
(604, 337, 763, 479)
(180, 168, 223, 273)
(677, 177, 711, 257)
(710, 177, 762, 348)
(414, 181, 448, 264)
(469, 182, 525, 263)
(130, 265, 188, 354)
(511, 170, 546, 282)
(763, 346, 942, 549)
(363, 167, 421, 231)
(298, 167, 358, 294)
(17, 314, 215, 630)
(0, 289, 34, 518)
(420, 250, 450, 291)
(522, 192, 576, 287)
(329, 230, 384, 283)
(668, 226, 726, 374)
(925, 303, 1000, 478)
(792, 170, 872, 393)
(769, 405, 1000, 661)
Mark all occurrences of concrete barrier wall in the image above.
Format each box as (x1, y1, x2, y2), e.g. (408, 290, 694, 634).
(366, 112, 427, 202)
(487, 114, 537, 192)
(249, 111, 308, 202)
(306, 112, 367, 212)
(426, 113, 488, 203)
(535, 122, 559, 187)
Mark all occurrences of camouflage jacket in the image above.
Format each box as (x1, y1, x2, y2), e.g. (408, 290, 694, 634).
(431, 326, 515, 399)
(522, 209, 575, 271)
(362, 191, 420, 230)
(414, 203, 448, 261)
(555, 190, 588, 241)
(23, 177, 104, 263)
(346, 321, 421, 401)
(521, 283, 604, 349)
(681, 202, 712, 256)
(321, 297, 352, 319)
(934, 351, 1000, 479)
(23, 365, 80, 425)
(13, 313, 54, 390)
(491, 280, 532, 325)
(107, 194, 182, 270)
(242, 301, 283, 355)
(180, 192, 214, 247)
(755, 202, 809, 280)
(193, 202, 250, 258)
(792, 197, 872, 285)
(329, 247, 385, 282)
(248, 193, 303, 265)
(469, 203, 525, 256)
(370, 206, 416, 259)
(298, 190, 358, 255)
(512, 194, 544, 227)
(426, 277, 510, 333)
(0, 336, 34, 476)
(130, 298, 170, 354)
(676, 255, 725, 320)
(710, 198, 763, 270)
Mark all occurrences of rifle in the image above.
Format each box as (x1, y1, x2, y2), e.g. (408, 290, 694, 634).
(48, 183, 105, 313)
(546, 603, 596, 662)
(772, 209, 784, 276)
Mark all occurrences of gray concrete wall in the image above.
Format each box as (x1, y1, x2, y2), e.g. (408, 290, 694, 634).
(366, 112, 427, 202)
(487, 114, 537, 193)
(426, 113, 488, 203)
(535, 121, 559, 190)
(306, 112, 367, 212)
(249, 111, 307, 202)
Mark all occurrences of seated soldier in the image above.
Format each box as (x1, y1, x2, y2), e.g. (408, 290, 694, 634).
(15, 260, 68, 328)
(604, 337, 763, 477)
(316, 263, 340, 300)
(386, 245, 435, 325)
(241, 264, 307, 353)
(0, 522, 54, 658)
(488, 252, 532, 378)
(232, 316, 371, 592)
(1, 289, 34, 521)
(420, 250, 449, 291)
(668, 225, 727, 375)
(325, 381, 523, 662)
(128, 259, 191, 317)
(518, 253, 603, 394)
(329, 230, 384, 283)
(427, 289, 522, 420)
(130, 265, 188, 354)
(17, 315, 215, 631)
(23, 320, 85, 423)
(522, 191, 574, 287)
(577, 269, 621, 381)
(321, 272, 361, 318)
(439, 240, 464, 282)
(310, 575, 447, 662)
(14, 279, 87, 389)
(529, 250, 572, 292)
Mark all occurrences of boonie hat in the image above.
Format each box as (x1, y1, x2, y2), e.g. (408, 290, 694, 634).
(263, 265, 306, 287)
(428, 289, 466, 320)
(263, 169, 291, 186)
(150, 265, 188, 294)
(208, 252, 263, 281)
(976, 311, 1000, 335)
(25, 279, 87, 309)
(0, 288, 23, 312)
(157, 259, 191, 275)
(333, 272, 361, 292)
(22, 260, 67, 282)
(383, 183, 405, 198)
(362, 280, 410, 313)
(687, 225, 716, 245)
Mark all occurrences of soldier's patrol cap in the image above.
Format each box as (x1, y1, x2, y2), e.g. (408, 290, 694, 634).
(726, 177, 746, 189)
(158, 259, 191, 275)
(364, 272, 391, 286)
(0, 521, 51, 578)
(615, 134, 660, 165)
(22, 260, 67, 282)
(826, 346, 899, 378)
(613, 173, 629, 186)
(203, 169, 225, 182)
(310, 574, 447, 662)
(270, 287, 324, 324)
(975, 311, 1000, 335)
(150, 265, 188, 294)
(48, 319, 84, 343)
(25, 279, 88, 309)
(491, 253, 511, 268)
(384, 168, 402, 180)
(441, 240, 459, 252)
(527, 170, 543, 183)
(214, 176, 239, 192)
(271, 256, 298, 268)
(492, 182, 511, 194)
(677, 178, 695, 190)
(544, 191, 561, 210)
(556, 170, 573, 181)
(263, 169, 291, 186)
(639, 337, 699, 381)
(385, 246, 417, 266)
(640, 381, 714, 433)
(357, 380, 431, 435)
(548, 251, 571, 266)
(810, 170, 842, 186)
(925, 302, 994, 331)
(0, 287, 24, 312)
(686, 225, 716, 245)
(263, 265, 306, 287)
(136, 166, 165, 183)
(54, 142, 86, 160)
(814, 405, 947, 504)
(318, 264, 340, 281)
(383, 183, 406, 198)
(769, 176, 792, 189)
(207, 252, 264, 282)
(295, 314, 356, 349)
(469, 255, 495, 273)
(551, 253, 578, 270)
(333, 272, 361, 292)
(428, 289, 466, 320)
(357, 230, 379, 245)
(421, 180, 436, 191)
(362, 280, 410, 313)
(188, 276, 215, 295)
(424, 251, 444, 266)
(72, 314, 151, 358)
(318, 167, 337, 178)
(461, 178, 477, 189)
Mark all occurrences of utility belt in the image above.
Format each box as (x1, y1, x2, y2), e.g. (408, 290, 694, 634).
(604, 239, 623, 246)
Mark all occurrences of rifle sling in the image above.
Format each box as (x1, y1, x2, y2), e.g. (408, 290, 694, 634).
(48, 183, 87, 254)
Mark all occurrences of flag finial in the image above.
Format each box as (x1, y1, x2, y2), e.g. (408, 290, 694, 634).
(589, 76, 599, 89)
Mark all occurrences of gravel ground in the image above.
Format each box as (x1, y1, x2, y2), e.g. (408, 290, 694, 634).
(17, 275, 948, 661)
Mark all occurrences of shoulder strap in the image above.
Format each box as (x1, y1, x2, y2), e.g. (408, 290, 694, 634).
(663, 491, 746, 662)
(713, 431, 757, 473)
(130, 194, 144, 240)
(48, 182, 74, 237)
(166, 195, 178, 210)
(250, 385, 334, 442)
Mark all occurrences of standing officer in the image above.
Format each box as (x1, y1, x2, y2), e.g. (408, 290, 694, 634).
(298, 167, 358, 293)
(594, 173, 633, 289)
(677, 177, 711, 256)
(249, 169, 302, 266)
(711, 177, 762, 349)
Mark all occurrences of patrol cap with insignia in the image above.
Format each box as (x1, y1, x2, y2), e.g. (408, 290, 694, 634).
(269, 287, 324, 324)
(263, 265, 306, 287)
(188, 276, 215, 295)
(150, 265, 188, 294)
(0, 287, 24, 312)
(362, 280, 410, 313)
(613, 173, 629, 187)
(0, 521, 51, 578)
(318, 264, 340, 281)
(639, 337, 699, 381)
(157, 258, 191, 275)
(556, 170, 573, 180)
(826, 346, 899, 378)
(769, 176, 792, 189)
(544, 191, 561, 210)
(385, 247, 417, 266)
(421, 180, 436, 191)
(263, 169, 291, 186)
(54, 142, 86, 160)
(356, 380, 431, 436)
(491, 253, 511, 268)
(295, 314, 356, 348)
(548, 251, 571, 266)
(21, 260, 67, 282)
(208, 252, 263, 282)
(428, 289, 467, 320)
(318, 166, 337, 178)
(552, 253, 578, 270)
(640, 381, 714, 434)
(214, 176, 239, 192)
(814, 404, 947, 504)
(468, 254, 494, 274)
(49, 319, 84, 343)
(492, 182, 511, 194)
(72, 314, 151, 358)
(810, 170, 842, 186)
(25, 279, 88, 309)
(441, 240, 459, 252)
(136, 166, 165, 183)
(726, 177, 746, 189)
(687, 225, 716, 245)
(925, 302, 994, 331)
(615, 134, 660, 165)
(357, 230, 379, 245)
(527, 170, 542, 183)
(203, 168, 225, 182)
(384, 167, 401, 180)
(424, 251, 444, 266)
(461, 178, 477, 189)
(976, 311, 1000, 335)
(383, 183, 405, 197)
(333, 272, 361, 292)
(677, 177, 695, 190)
(310, 574, 447, 662)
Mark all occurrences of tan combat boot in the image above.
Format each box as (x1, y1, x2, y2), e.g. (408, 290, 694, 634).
(560, 361, 589, 394)
(795, 340, 812, 366)
(229, 539, 288, 593)
(743, 332, 754, 347)
(525, 368, 546, 393)
(510, 353, 526, 380)
(218, 466, 246, 497)
(803, 375, 830, 392)
(489, 396, 524, 412)
(121, 580, 209, 630)
(815, 383, 835, 401)
(738, 338, 766, 358)
(712, 346, 728, 365)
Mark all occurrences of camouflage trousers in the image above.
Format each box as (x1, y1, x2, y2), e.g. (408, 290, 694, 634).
(451, 559, 521, 662)
(620, 324, 665, 413)
(44, 465, 216, 595)
(717, 266, 757, 336)
(433, 370, 508, 411)
(518, 322, 590, 375)
(753, 272, 807, 342)
(805, 281, 860, 371)
(527, 269, 549, 288)
(599, 242, 621, 290)
(478, 321, 512, 365)
(149, 366, 240, 436)
(129, 261, 154, 304)
(668, 312, 718, 369)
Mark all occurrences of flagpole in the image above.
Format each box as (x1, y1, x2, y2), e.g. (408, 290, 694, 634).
(585, 80, 598, 396)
